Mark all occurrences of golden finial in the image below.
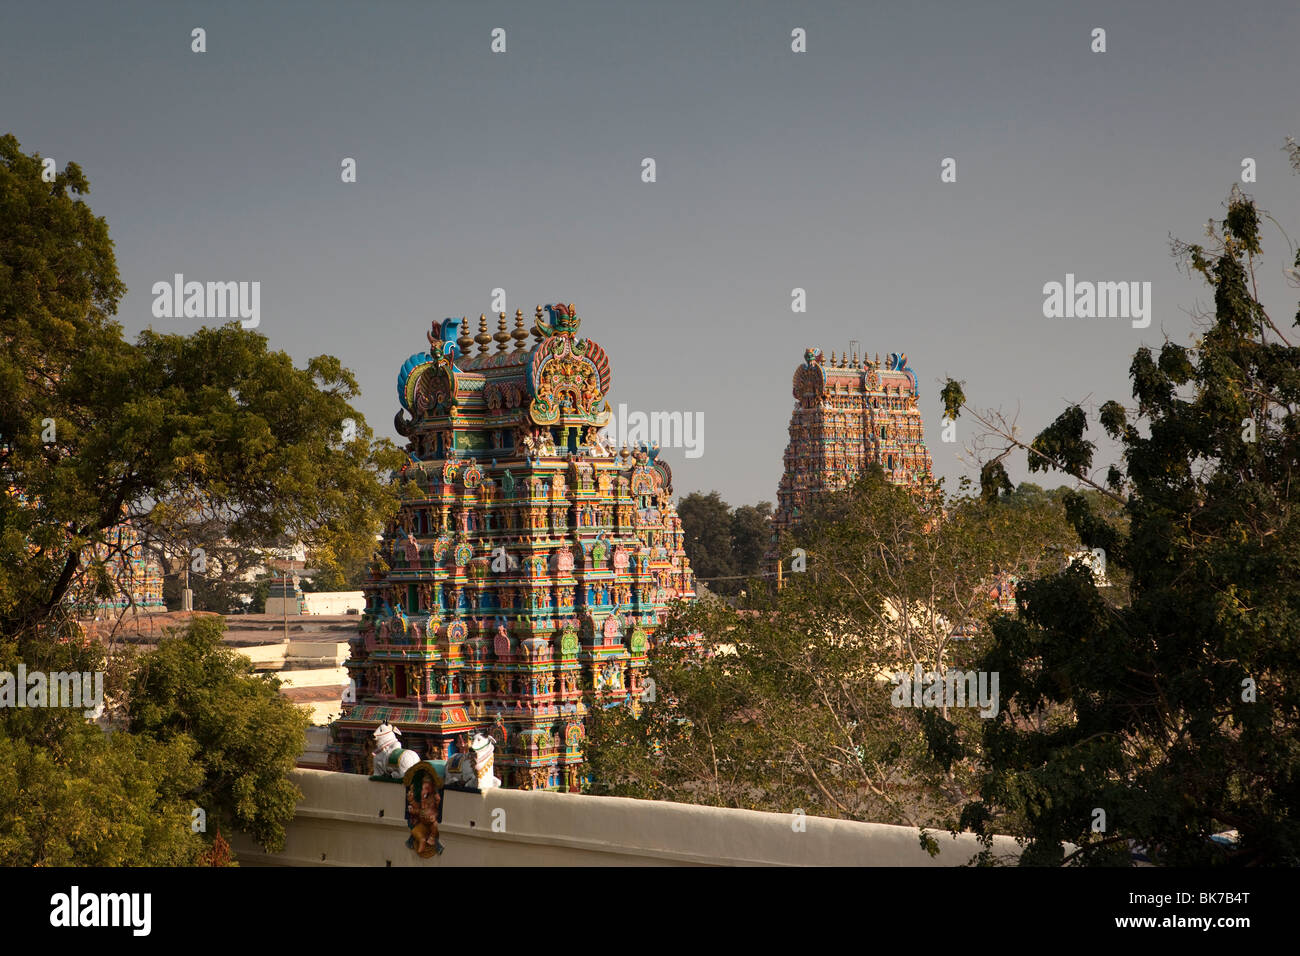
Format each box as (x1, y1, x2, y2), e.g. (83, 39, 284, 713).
(512, 309, 529, 350)
(456, 317, 474, 356)
(532, 304, 546, 343)
(494, 312, 511, 351)
(476, 314, 492, 355)
(830, 350, 837, 366)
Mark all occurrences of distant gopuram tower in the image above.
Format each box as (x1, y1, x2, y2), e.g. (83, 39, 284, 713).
(328, 303, 695, 791)
(772, 347, 933, 540)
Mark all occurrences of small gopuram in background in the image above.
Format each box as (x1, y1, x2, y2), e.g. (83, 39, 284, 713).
(772, 347, 934, 541)
(89, 517, 165, 612)
(328, 303, 695, 791)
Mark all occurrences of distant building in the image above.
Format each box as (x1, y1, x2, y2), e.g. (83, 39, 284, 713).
(265, 575, 307, 616)
(773, 347, 934, 540)
(989, 550, 1107, 615)
(302, 590, 365, 615)
(70, 510, 165, 613)
(328, 304, 696, 790)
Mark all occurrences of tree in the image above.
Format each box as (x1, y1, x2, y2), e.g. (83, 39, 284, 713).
(786, 470, 1076, 689)
(1, 134, 403, 643)
(730, 501, 773, 589)
(128, 616, 311, 853)
(676, 492, 738, 587)
(0, 719, 205, 866)
(304, 538, 373, 592)
(583, 597, 772, 807)
(947, 166, 1300, 865)
(676, 492, 773, 596)
(587, 468, 1083, 830)
(0, 133, 398, 863)
(156, 535, 266, 614)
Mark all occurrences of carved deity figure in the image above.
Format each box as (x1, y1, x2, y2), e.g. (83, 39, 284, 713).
(408, 775, 443, 857)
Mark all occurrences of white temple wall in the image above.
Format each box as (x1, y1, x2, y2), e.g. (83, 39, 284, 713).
(230, 769, 1024, 867)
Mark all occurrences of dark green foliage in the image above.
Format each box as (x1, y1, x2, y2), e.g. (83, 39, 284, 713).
(129, 616, 310, 853)
(588, 471, 1083, 833)
(0, 719, 204, 866)
(676, 492, 773, 595)
(1028, 406, 1094, 477)
(979, 461, 1014, 502)
(0, 134, 390, 864)
(1, 132, 402, 643)
(941, 379, 966, 421)
(676, 492, 736, 583)
(960, 184, 1300, 865)
(730, 502, 774, 581)
(0, 627, 205, 865)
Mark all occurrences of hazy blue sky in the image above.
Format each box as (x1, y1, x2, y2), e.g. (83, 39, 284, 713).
(4, 1, 1298, 505)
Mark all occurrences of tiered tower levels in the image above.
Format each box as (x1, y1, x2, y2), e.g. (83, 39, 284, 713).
(773, 347, 933, 537)
(328, 304, 695, 792)
(91, 520, 165, 610)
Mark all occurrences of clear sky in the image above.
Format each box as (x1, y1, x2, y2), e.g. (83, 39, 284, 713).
(4, 0, 1298, 505)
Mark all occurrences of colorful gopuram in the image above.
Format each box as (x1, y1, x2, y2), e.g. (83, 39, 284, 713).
(772, 347, 933, 539)
(89, 519, 166, 611)
(2, 439, 166, 613)
(327, 303, 695, 791)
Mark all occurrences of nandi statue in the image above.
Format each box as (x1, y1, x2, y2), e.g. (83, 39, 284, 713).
(445, 733, 500, 790)
(372, 722, 421, 780)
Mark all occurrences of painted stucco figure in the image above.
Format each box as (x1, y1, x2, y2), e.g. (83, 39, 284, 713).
(371, 721, 421, 780)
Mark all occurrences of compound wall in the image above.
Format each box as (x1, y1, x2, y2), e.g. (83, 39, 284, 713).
(230, 769, 1023, 867)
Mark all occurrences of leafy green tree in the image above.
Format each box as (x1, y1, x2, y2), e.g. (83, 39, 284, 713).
(730, 501, 773, 590)
(128, 616, 311, 853)
(947, 171, 1300, 865)
(676, 491, 739, 589)
(248, 575, 275, 614)
(584, 598, 769, 806)
(0, 133, 402, 644)
(0, 618, 203, 866)
(0, 133, 396, 863)
(676, 492, 774, 596)
(303, 539, 373, 592)
(0, 720, 204, 866)
(588, 468, 1082, 830)
(787, 470, 1076, 688)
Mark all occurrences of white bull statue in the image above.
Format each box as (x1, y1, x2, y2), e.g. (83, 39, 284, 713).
(445, 733, 500, 791)
(372, 722, 421, 780)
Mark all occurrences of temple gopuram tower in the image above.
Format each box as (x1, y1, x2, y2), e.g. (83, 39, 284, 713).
(328, 303, 695, 791)
(91, 519, 165, 612)
(772, 347, 933, 539)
